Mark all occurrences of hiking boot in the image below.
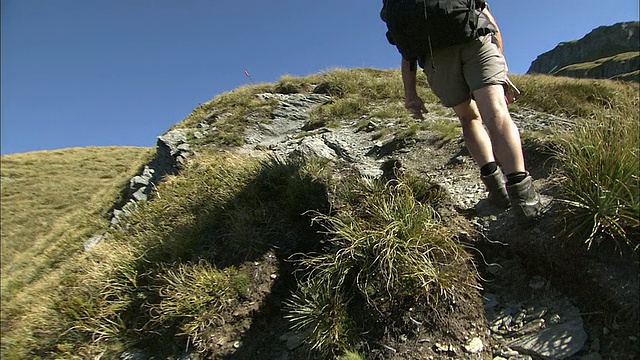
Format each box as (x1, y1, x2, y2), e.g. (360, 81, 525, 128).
(506, 174, 542, 224)
(480, 168, 511, 209)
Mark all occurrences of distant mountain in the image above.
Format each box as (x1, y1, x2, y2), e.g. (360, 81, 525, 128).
(527, 21, 639, 81)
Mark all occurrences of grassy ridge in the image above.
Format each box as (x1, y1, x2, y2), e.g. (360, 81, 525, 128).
(1, 70, 638, 358)
(1, 146, 153, 358)
(1, 146, 153, 296)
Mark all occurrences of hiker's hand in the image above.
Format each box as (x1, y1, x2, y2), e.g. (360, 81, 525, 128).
(405, 97, 428, 120)
(504, 87, 517, 105)
(503, 76, 520, 105)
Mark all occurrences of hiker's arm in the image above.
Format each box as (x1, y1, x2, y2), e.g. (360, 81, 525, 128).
(483, 7, 503, 54)
(401, 58, 427, 119)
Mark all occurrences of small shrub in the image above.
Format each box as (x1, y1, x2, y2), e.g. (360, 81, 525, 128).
(285, 278, 356, 355)
(149, 262, 248, 345)
(286, 175, 475, 355)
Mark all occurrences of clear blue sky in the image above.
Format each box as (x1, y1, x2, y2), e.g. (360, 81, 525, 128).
(2, 0, 638, 155)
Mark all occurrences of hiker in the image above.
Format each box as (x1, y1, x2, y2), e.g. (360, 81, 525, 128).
(381, 0, 541, 223)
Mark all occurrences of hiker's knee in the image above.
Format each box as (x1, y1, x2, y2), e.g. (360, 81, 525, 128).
(484, 108, 511, 129)
(473, 85, 512, 130)
(453, 99, 482, 125)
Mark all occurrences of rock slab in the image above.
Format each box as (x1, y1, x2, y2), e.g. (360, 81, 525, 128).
(508, 317, 587, 359)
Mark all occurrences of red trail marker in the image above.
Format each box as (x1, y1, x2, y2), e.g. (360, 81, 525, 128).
(244, 69, 255, 85)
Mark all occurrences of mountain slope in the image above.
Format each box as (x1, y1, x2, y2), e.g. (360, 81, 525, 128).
(1, 70, 638, 360)
(527, 21, 640, 81)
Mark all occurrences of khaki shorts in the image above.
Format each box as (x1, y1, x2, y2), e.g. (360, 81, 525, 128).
(422, 35, 508, 107)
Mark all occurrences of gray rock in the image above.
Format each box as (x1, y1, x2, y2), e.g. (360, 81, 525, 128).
(354, 162, 383, 178)
(483, 293, 499, 310)
(580, 353, 603, 360)
(100, 126, 192, 238)
(279, 331, 304, 351)
(508, 317, 587, 359)
(323, 132, 357, 162)
(464, 337, 484, 353)
(131, 187, 148, 202)
(291, 137, 336, 160)
(158, 129, 188, 156)
(263, 93, 330, 122)
(83, 234, 106, 251)
(120, 348, 147, 360)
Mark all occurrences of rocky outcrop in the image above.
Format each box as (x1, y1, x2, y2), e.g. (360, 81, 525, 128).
(527, 21, 639, 80)
(84, 129, 192, 250)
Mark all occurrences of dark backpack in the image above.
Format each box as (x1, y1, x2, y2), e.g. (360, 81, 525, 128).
(381, 0, 495, 67)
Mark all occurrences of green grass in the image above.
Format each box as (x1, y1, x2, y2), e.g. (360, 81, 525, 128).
(428, 118, 462, 143)
(559, 51, 639, 72)
(511, 74, 639, 118)
(148, 262, 251, 347)
(511, 74, 639, 251)
(307, 96, 368, 129)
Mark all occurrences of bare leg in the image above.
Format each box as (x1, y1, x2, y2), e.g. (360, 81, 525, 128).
(452, 98, 510, 208)
(472, 84, 525, 175)
(452, 98, 494, 168)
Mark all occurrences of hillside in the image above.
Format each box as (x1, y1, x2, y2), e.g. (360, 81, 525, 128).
(1, 70, 638, 360)
(527, 21, 640, 81)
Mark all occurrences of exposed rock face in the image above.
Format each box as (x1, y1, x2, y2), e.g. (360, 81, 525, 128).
(527, 21, 639, 81)
(84, 129, 192, 249)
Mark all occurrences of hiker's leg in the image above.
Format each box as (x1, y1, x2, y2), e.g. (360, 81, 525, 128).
(453, 97, 511, 208)
(472, 84, 525, 175)
(474, 85, 542, 222)
(451, 98, 495, 168)
(453, 98, 511, 208)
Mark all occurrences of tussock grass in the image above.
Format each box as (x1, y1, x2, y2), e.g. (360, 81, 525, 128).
(428, 118, 462, 143)
(554, 97, 639, 251)
(275, 74, 315, 94)
(369, 102, 407, 119)
(511, 74, 639, 251)
(286, 174, 475, 355)
(148, 261, 250, 348)
(307, 96, 368, 129)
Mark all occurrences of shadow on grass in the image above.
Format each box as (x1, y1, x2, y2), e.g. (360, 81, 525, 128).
(132, 157, 332, 359)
